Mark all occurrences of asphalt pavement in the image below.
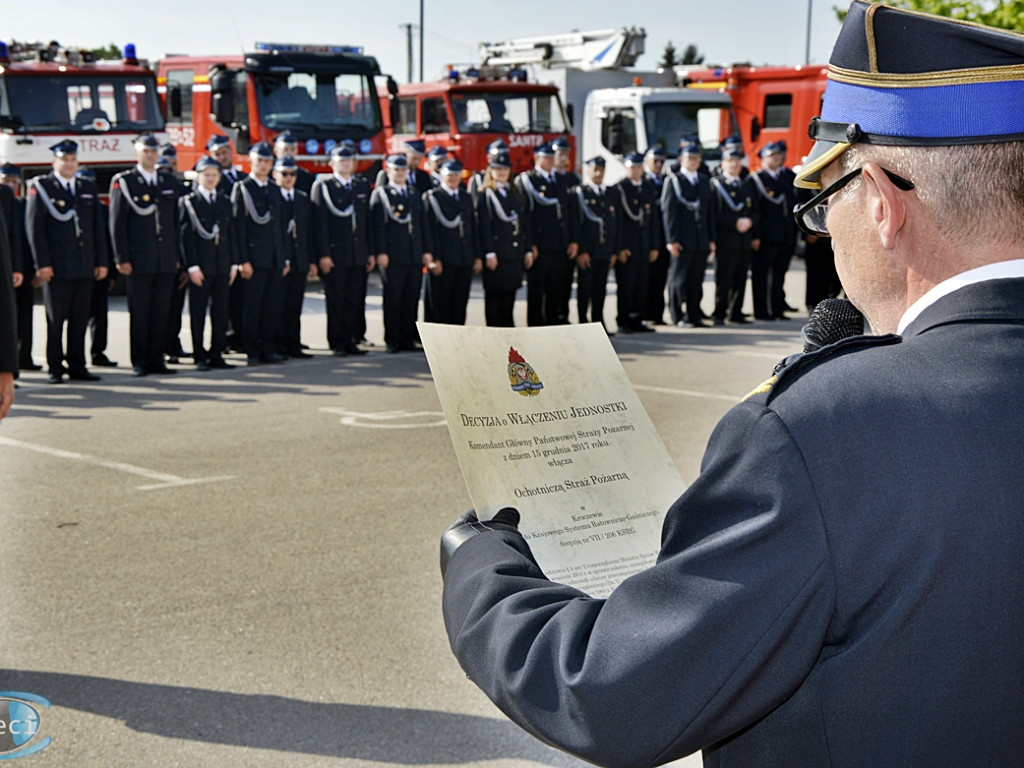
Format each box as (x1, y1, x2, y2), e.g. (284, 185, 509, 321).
(0, 266, 810, 767)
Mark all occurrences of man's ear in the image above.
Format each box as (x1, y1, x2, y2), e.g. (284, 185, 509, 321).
(862, 162, 906, 250)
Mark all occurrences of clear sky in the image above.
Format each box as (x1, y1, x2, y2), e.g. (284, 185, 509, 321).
(7, 0, 844, 81)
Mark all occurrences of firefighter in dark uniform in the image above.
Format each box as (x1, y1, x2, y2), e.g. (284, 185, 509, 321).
(425, 145, 449, 188)
(552, 136, 580, 324)
(27, 140, 108, 383)
(750, 141, 797, 320)
(0, 163, 36, 371)
(311, 144, 373, 357)
(613, 153, 657, 333)
(642, 146, 670, 325)
(71, 167, 117, 368)
(110, 134, 180, 377)
(179, 156, 237, 371)
(710, 145, 758, 325)
(208, 133, 248, 350)
(467, 139, 508, 203)
(515, 142, 573, 326)
(663, 141, 715, 327)
(476, 149, 534, 327)
(375, 140, 433, 195)
(158, 146, 192, 363)
(274, 156, 314, 358)
(567, 156, 617, 332)
(273, 131, 314, 194)
(371, 154, 424, 352)
(422, 159, 478, 325)
(233, 142, 287, 365)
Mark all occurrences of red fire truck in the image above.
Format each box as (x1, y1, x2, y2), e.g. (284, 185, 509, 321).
(678, 65, 828, 170)
(157, 42, 398, 177)
(0, 40, 167, 192)
(382, 66, 574, 176)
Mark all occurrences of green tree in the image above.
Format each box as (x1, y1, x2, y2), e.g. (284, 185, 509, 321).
(88, 43, 122, 60)
(660, 41, 679, 68)
(680, 43, 705, 65)
(835, 1, 1024, 31)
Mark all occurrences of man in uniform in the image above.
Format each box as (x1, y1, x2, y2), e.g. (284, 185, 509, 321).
(371, 154, 424, 352)
(0, 164, 35, 372)
(232, 142, 287, 366)
(613, 153, 657, 333)
(110, 134, 181, 377)
(158, 148, 191, 364)
(567, 156, 617, 331)
(438, 6, 1024, 766)
(710, 145, 757, 325)
(273, 131, 314, 194)
(750, 141, 797, 320)
(179, 156, 237, 371)
(422, 159, 477, 325)
(663, 141, 715, 327)
(0, 175, 14, 418)
(642, 146, 670, 325)
(515, 142, 574, 325)
(425, 145, 449, 188)
(27, 141, 108, 383)
(208, 134, 246, 195)
(551, 136, 580, 323)
(274, 156, 314, 358)
(468, 139, 508, 203)
(73, 167, 117, 368)
(311, 144, 373, 357)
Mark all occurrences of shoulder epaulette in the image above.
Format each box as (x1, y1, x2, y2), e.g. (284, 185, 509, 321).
(743, 333, 902, 404)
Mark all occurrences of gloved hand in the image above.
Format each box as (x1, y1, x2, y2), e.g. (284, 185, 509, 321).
(440, 507, 521, 578)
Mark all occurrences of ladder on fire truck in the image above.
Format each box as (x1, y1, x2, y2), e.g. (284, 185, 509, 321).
(478, 27, 647, 71)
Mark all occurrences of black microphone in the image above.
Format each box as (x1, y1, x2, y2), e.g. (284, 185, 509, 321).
(801, 298, 865, 353)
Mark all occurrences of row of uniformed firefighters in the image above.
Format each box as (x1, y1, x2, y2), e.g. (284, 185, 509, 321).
(1, 130, 813, 382)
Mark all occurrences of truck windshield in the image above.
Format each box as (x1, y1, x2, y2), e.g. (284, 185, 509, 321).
(643, 102, 737, 160)
(451, 92, 567, 134)
(255, 72, 381, 133)
(0, 74, 163, 132)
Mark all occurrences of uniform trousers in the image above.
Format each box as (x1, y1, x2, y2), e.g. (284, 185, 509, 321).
(667, 248, 707, 325)
(527, 247, 569, 326)
(714, 247, 750, 322)
(615, 253, 650, 329)
(242, 268, 284, 359)
(577, 260, 611, 326)
(281, 268, 308, 353)
(323, 265, 365, 351)
(484, 291, 516, 328)
(16, 280, 35, 367)
(382, 264, 420, 348)
(644, 246, 670, 323)
(88, 277, 110, 359)
(428, 266, 472, 325)
(43, 278, 92, 375)
(188, 272, 230, 363)
(165, 270, 188, 355)
(126, 272, 175, 369)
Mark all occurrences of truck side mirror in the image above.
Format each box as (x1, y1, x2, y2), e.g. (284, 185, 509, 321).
(386, 76, 399, 97)
(209, 67, 236, 128)
(566, 103, 574, 128)
(750, 116, 761, 143)
(167, 84, 182, 120)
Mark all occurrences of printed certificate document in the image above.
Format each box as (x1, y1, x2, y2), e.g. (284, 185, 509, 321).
(419, 322, 685, 597)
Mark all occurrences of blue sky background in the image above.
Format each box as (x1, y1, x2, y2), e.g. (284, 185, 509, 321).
(8, 0, 844, 81)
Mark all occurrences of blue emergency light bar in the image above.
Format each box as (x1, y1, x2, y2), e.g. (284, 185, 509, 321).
(254, 42, 364, 55)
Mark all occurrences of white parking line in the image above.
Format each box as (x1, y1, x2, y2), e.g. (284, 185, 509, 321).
(0, 436, 235, 491)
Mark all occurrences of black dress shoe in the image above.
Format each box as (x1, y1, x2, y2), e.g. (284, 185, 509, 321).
(261, 353, 287, 364)
(728, 316, 752, 325)
(300, 343, 310, 350)
(131, 366, 148, 377)
(47, 372, 64, 384)
(712, 317, 726, 326)
(246, 357, 262, 366)
(286, 350, 313, 359)
(20, 361, 43, 371)
(166, 356, 180, 365)
(149, 365, 177, 375)
(784, 303, 799, 313)
(68, 370, 101, 382)
(344, 345, 368, 356)
(386, 345, 400, 354)
(196, 360, 211, 372)
(754, 314, 775, 321)
(331, 348, 348, 357)
(209, 357, 234, 369)
(92, 354, 118, 367)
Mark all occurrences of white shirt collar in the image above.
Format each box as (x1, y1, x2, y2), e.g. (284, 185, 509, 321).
(897, 258, 1024, 334)
(388, 182, 407, 194)
(333, 172, 352, 186)
(682, 170, 699, 185)
(586, 180, 604, 195)
(136, 165, 157, 184)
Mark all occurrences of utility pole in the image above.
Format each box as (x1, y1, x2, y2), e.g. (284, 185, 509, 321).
(805, 0, 813, 64)
(419, 0, 425, 81)
(399, 23, 414, 82)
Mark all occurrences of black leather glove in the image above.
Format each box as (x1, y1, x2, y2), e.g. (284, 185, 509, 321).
(440, 507, 521, 578)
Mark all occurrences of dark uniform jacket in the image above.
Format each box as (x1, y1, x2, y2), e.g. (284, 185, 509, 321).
(476, 184, 531, 293)
(310, 175, 372, 267)
(442, 277, 1024, 768)
(613, 177, 654, 258)
(567, 182, 617, 262)
(644, 171, 667, 251)
(0, 186, 23, 279)
(710, 173, 758, 251)
(178, 189, 237, 275)
(422, 186, 478, 269)
(217, 167, 247, 197)
(27, 173, 108, 279)
(661, 171, 715, 252)
(369, 184, 423, 268)
(278, 188, 313, 272)
(514, 168, 567, 252)
(750, 167, 796, 245)
(231, 177, 286, 271)
(109, 168, 179, 274)
(0, 202, 15, 374)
